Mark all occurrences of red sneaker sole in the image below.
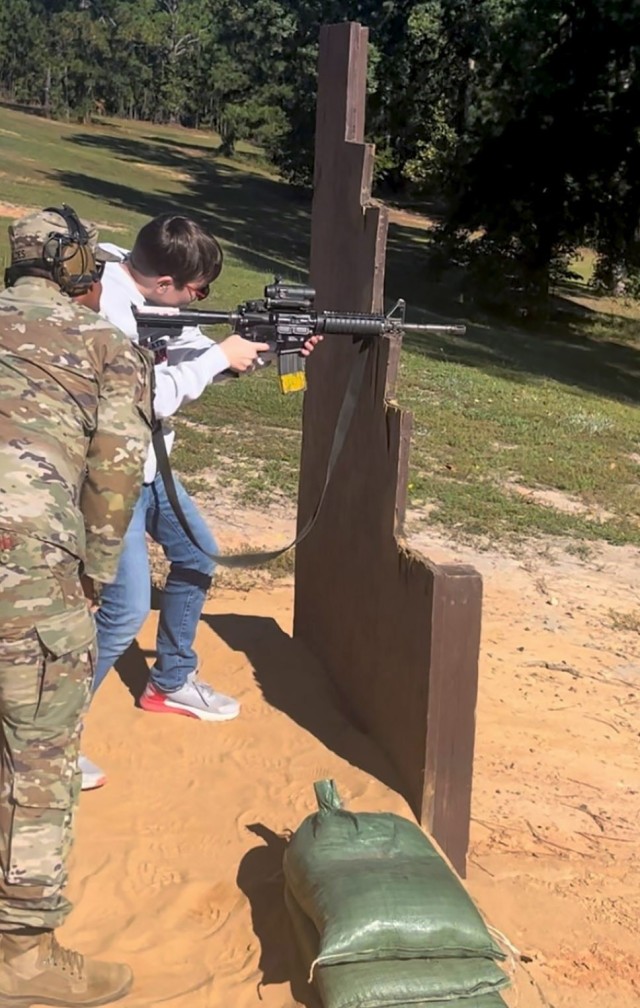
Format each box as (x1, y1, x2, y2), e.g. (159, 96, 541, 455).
(139, 698, 200, 719)
(81, 776, 107, 791)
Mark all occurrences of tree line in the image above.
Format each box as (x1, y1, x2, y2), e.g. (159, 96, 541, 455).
(1, 0, 639, 300)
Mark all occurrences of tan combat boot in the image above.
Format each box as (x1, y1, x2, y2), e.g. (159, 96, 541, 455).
(0, 930, 133, 1006)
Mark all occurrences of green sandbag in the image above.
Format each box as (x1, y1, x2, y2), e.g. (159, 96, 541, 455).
(283, 781, 503, 967)
(285, 886, 509, 1008)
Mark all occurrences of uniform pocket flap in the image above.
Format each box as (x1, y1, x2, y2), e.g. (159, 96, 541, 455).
(36, 606, 95, 659)
(12, 769, 71, 810)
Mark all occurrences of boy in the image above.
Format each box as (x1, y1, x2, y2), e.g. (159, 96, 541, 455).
(81, 215, 318, 788)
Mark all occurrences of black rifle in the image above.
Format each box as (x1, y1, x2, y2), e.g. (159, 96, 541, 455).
(134, 280, 466, 567)
(133, 278, 466, 394)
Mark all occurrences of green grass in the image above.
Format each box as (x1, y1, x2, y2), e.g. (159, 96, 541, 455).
(0, 103, 310, 301)
(398, 348, 640, 540)
(2, 102, 640, 547)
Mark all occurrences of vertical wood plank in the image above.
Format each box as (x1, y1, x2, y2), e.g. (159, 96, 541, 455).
(294, 21, 482, 876)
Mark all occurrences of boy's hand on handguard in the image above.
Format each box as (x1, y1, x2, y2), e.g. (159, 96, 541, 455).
(301, 334, 323, 356)
(220, 334, 271, 372)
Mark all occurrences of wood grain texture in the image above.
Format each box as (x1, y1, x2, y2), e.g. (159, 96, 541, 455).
(293, 21, 481, 876)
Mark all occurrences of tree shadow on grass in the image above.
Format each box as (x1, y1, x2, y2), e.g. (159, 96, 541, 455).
(51, 130, 640, 405)
(55, 131, 311, 275)
(385, 221, 640, 406)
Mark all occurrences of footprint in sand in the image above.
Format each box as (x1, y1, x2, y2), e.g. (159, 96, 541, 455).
(225, 734, 293, 776)
(187, 883, 240, 934)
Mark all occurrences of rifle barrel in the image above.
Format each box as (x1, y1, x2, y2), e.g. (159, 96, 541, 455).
(401, 323, 466, 335)
(133, 307, 466, 338)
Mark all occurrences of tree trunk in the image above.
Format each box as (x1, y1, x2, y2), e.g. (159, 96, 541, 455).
(43, 66, 51, 118)
(606, 257, 628, 297)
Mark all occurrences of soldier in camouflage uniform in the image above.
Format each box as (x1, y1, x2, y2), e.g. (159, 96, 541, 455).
(0, 205, 153, 1006)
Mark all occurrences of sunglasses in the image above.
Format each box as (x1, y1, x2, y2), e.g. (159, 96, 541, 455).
(184, 281, 210, 301)
(95, 260, 106, 279)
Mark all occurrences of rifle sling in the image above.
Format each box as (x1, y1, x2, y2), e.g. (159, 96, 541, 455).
(152, 342, 370, 568)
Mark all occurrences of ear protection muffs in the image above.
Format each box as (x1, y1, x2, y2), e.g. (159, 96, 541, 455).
(41, 204, 101, 296)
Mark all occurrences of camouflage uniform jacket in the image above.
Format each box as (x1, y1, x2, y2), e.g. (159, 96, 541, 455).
(0, 277, 153, 589)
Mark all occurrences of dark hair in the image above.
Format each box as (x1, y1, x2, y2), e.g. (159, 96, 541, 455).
(129, 214, 223, 287)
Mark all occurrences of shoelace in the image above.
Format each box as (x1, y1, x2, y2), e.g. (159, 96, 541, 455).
(44, 934, 84, 978)
(185, 674, 233, 711)
(191, 677, 215, 708)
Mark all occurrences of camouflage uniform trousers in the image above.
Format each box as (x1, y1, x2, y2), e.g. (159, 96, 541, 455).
(0, 534, 96, 932)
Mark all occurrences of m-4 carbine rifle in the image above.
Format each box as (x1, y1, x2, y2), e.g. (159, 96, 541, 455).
(133, 280, 466, 567)
(133, 279, 466, 394)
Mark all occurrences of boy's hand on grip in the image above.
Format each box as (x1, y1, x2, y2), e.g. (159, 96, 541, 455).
(220, 334, 271, 372)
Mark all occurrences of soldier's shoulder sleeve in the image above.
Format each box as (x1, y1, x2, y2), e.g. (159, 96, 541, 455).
(79, 323, 154, 583)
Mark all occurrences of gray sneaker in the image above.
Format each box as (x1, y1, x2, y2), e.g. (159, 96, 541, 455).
(139, 672, 240, 722)
(79, 755, 107, 791)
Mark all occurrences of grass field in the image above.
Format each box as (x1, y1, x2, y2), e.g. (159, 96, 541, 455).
(1, 102, 639, 546)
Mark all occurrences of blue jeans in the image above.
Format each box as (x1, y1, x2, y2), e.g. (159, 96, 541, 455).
(93, 474, 217, 694)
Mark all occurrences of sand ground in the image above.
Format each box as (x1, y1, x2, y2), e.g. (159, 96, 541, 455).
(64, 502, 640, 1008)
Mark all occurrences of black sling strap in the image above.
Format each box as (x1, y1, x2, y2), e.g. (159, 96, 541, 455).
(152, 343, 371, 568)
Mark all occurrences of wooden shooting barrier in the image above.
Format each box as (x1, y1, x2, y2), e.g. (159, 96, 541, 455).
(294, 22, 483, 876)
